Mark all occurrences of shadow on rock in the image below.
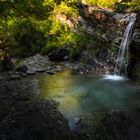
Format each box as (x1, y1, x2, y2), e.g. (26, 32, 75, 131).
(0, 80, 72, 140)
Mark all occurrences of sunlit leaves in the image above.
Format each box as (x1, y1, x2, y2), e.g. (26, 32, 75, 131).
(0, 0, 139, 57)
(53, 1, 78, 17)
(83, 0, 140, 10)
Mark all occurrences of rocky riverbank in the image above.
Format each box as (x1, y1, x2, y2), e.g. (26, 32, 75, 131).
(0, 79, 74, 140)
(0, 55, 140, 140)
(19, 53, 114, 75)
(0, 78, 140, 140)
(0, 53, 114, 80)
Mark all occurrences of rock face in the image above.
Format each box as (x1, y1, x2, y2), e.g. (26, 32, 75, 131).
(103, 110, 140, 140)
(75, 4, 135, 47)
(127, 11, 140, 80)
(82, 8, 135, 46)
(56, 3, 133, 47)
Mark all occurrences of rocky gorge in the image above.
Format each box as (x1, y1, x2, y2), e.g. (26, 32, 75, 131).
(0, 4, 140, 140)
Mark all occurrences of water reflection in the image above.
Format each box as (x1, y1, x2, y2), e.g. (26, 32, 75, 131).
(29, 71, 140, 120)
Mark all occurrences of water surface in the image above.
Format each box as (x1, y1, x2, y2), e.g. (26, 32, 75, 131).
(29, 71, 140, 127)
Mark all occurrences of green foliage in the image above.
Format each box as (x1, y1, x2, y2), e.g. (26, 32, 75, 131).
(69, 47, 80, 60)
(0, 0, 139, 57)
(83, 0, 118, 8)
(83, 0, 140, 11)
(6, 18, 47, 57)
(0, 0, 81, 57)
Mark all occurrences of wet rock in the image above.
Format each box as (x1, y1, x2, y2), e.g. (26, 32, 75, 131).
(113, 13, 132, 25)
(103, 110, 140, 140)
(48, 48, 70, 61)
(127, 11, 140, 80)
(16, 65, 28, 73)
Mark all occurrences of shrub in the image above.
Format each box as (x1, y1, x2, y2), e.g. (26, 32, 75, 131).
(8, 19, 47, 57)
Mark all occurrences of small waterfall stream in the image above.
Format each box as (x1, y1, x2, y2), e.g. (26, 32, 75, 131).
(114, 19, 135, 76)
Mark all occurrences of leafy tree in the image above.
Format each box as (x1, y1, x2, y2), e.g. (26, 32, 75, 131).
(0, 0, 139, 58)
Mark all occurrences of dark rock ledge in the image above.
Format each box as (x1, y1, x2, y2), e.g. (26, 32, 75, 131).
(103, 110, 140, 140)
(0, 80, 73, 140)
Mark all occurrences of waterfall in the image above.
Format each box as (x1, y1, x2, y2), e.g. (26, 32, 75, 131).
(114, 19, 135, 76)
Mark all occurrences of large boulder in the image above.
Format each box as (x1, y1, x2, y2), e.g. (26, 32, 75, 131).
(48, 48, 70, 61)
(19, 54, 50, 72)
(127, 11, 140, 80)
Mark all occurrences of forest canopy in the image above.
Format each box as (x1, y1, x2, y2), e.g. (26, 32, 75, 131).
(0, 0, 139, 57)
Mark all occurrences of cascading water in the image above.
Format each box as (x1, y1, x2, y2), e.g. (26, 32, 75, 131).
(114, 18, 136, 76)
(102, 16, 136, 80)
